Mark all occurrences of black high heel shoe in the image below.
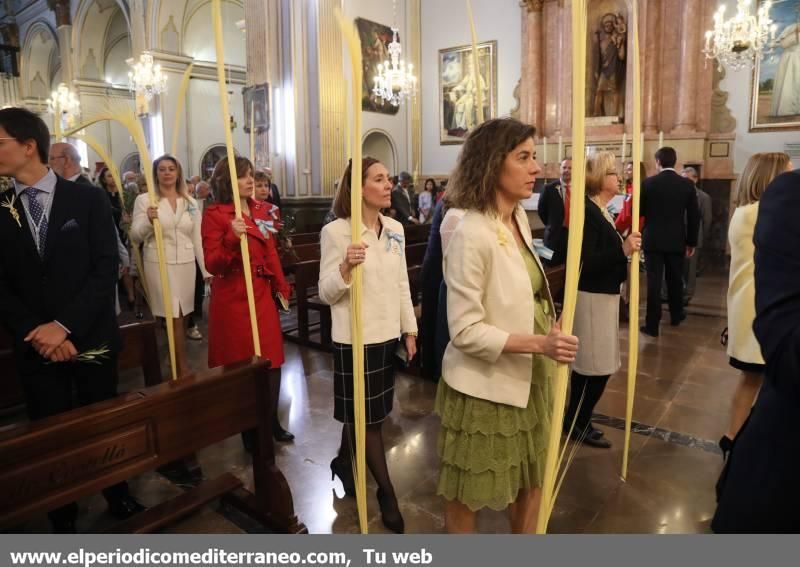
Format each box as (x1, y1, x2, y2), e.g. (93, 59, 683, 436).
(719, 435, 733, 461)
(376, 487, 404, 534)
(330, 457, 355, 497)
(273, 420, 295, 443)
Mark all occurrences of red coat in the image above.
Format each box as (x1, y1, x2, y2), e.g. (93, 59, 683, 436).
(202, 199, 291, 369)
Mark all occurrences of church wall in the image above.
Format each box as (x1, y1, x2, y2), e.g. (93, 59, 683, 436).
(419, 0, 521, 177)
(721, 67, 800, 173)
(343, 0, 411, 177)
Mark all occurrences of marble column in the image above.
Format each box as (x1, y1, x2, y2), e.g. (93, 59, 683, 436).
(642, 0, 662, 134)
(671, 0, 702, 133)
(51, 0, 73, 86)
(519, 0, 544, 129)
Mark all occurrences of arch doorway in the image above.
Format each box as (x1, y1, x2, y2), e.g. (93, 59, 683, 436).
(362, 130, 397, 175)
(199, 145, 236, 180)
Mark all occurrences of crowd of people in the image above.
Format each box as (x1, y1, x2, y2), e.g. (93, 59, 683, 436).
(0, 105, 797, 534)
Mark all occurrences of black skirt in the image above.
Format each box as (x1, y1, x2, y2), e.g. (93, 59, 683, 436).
(333, 338, 398, 424)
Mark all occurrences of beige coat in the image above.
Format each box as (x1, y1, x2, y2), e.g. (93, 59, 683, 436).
(726, 203, 764, 365)
(318, 215, 417, 344)
(442, 207, 554, 408)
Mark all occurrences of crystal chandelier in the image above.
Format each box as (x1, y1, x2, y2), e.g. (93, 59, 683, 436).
(46, 83, 80, 128)
(703, 0, 777, 71)
(372, 0, 417, 107)
(126, 52, 168, 101)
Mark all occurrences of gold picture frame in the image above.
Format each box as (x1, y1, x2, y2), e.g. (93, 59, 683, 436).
(438, 40, 497, 145)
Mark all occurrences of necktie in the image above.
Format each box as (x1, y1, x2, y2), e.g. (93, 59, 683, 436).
(562, 184, 571, 228)
(23, 187, 48, 256)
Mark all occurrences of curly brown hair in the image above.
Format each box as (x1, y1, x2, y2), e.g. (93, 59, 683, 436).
(210, 156, 254, 204)
(445, 118, 536, 214)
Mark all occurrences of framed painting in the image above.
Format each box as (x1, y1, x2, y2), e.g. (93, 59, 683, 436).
(750, 0, 800, 131)
(355, 17, 400, 115)
(439, 40, 497, 145)
(243, 83, 269, 133)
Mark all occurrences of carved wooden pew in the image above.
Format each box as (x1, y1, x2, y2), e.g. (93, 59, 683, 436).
(0, 358, 306, 534)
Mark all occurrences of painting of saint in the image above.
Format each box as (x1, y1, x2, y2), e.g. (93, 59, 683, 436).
(586, 0, 628, 121)
(355, 17, 400, 115)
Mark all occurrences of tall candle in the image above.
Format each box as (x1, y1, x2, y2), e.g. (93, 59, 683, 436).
(543, 136, 548, 168)
(558, 135, 563, 163)
(640, 132, 645, 156)
(658, 130, 664, 148)
(621, 132, 627, 164)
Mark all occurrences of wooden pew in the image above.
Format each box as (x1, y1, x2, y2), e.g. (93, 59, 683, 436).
(0, 358, 306, 534)
(0, 320, 163, 411)
(288, 232, 320, 246)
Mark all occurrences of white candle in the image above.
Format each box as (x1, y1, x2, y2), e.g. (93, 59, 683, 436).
(658, 130, 664, 148)
(640, 132, 645, 155)
(621, 132, 627, 164)
(558, 135, 563, 163)
(543, 136, 548, 168)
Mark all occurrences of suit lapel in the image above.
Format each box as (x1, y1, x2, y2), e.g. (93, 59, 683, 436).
(43, 180, 69, 263)
(9, 192, 41, 262)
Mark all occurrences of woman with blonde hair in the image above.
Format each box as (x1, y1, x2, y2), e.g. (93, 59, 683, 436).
(436, 118, 578, 533)
(318, 157, 417, 533)
(563, 151, 640, 448)
(130, 155, 211, 377)
(720, 152, 792, 458)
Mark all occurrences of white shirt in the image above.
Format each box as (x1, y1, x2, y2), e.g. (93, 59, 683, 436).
(318, 215, 417, 344)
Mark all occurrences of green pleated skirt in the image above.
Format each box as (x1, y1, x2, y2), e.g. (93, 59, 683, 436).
(435, 245, 555, 512)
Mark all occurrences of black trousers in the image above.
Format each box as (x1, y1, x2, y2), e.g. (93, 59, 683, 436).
(189, 260, 204, 327)
(21, 353, 129, 526)
(645, 251, 684, 330)
(564, 371, 610, 433)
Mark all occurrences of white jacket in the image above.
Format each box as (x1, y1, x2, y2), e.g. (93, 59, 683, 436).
(318, 215, 417, 344)
(442, 206, 554, 408)
(130, 192, 210, 277)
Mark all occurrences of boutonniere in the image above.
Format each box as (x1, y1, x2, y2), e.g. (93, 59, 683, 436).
(255, 218, 279, 239)
(385, 229, 405, 255)
(1, 192, 21, 228)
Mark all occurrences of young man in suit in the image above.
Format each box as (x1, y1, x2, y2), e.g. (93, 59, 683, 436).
(640, 147, 700, 336)
(0, 108, 144, 532)
(537, 158, 571, 266)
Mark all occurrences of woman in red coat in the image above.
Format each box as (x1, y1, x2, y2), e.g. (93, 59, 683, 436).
(202, 156, 294, 446)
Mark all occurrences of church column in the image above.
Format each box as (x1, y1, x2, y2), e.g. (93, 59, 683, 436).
(519, 0, 544, 129)
(642, 0, 662, 134)
(671, 0, 702, 134)
(129, 0, 147, 56)
(51, 0, 73, 85)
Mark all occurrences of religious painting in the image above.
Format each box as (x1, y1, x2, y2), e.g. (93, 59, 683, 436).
(750, 0, 800, 131)
(355, 17, 400, 116)
(438, 41, 497, 145)
(586, 0, 628, 123)
(243, 83, 269, 133)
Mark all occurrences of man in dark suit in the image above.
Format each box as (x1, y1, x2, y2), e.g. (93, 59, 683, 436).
(640, 147, 700, 336)
(48, 142, 95, 186)
(391, 171, 419, 226)
(537, 158, 571, 266)
(0, 108, 143, 532)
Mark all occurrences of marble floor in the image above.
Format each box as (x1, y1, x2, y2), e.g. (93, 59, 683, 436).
(8, 269, 736, 534)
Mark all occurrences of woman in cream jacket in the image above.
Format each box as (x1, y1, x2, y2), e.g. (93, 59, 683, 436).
(722, 152, 792, 457)
(131, 155, 210, 377)
(437, 118, 578, 534)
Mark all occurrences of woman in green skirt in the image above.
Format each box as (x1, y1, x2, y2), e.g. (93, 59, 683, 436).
(437, 118, 579, 533)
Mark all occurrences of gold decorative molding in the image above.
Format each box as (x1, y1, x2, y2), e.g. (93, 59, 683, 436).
(520, 0, 544, 12)
(317, 0, 346, 198)
(410, 0, 422, 183)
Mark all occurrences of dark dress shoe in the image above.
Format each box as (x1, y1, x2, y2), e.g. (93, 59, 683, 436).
(52, 519, 77, 534)
(719, 435, 733, 461)
(670, 313, 687, 326)
(107, 496, 146, 520)
(582, 429, 612, 448)
(273, 421, 295, 443)
(640, 325, 659, 337)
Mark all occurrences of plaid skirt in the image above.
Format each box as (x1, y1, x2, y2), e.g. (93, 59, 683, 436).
(333, 338, 398, 424)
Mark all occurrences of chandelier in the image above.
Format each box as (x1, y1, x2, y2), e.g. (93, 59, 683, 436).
(703, 0, 777, 71)
(46, 83, 80, 128)
(126, 52, 168, 101)
(372, 28, 417, 106)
